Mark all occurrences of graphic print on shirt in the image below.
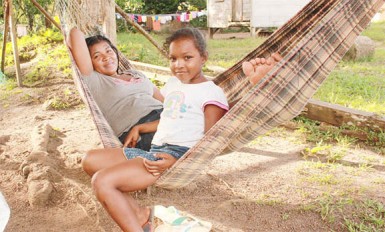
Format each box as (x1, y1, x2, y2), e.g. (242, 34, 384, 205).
(163, 91, 189, 119)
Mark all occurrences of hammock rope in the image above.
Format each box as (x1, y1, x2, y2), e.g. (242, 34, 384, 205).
(56, 0, 384, 189)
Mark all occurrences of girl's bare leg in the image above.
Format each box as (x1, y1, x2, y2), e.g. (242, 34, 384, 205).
(82, 148, 126, 176)
(91, 157, 158, 232)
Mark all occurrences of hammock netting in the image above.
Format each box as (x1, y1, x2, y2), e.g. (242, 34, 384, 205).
(57, 0, 384, 189)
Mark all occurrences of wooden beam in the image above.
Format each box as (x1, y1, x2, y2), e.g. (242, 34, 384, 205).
(115, 4, 168, 59)
(302, 99, 385, 131)
(30, 0, 61, 30)
(1, 0, 10, 72)
(8, 0, 22, 87)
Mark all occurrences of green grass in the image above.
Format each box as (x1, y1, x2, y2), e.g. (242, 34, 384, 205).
(313, 52, 385, 115)
(206, 37, 265, 68)
(117, 32, 168, 66)
(361, 21, 385, 42)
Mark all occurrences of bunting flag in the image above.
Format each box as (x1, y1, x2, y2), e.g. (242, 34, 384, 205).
(116, 10, 207, 31)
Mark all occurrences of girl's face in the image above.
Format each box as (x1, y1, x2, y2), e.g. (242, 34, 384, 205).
(89, 41, 118, 76)
(169, 37, 207, 84)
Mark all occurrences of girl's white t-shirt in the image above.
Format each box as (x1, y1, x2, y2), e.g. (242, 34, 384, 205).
(152, 77, 229, 148)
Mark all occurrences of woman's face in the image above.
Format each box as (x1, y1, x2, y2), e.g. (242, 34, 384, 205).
(89, 41, 118, 76)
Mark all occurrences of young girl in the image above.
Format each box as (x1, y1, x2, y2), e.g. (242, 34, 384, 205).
(86, 28, 228, 232)
(82, 28, 282, 231)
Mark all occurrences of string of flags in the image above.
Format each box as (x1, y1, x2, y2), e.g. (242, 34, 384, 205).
(117, 10, 207, 31)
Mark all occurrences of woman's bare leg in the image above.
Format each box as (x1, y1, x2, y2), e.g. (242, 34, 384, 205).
(91, 157, 158, 232)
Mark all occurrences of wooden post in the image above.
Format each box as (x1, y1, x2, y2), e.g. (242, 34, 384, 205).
(1, 1, 10, 72)
(7, 0, 22, 86)
(115, 4, 168, 59)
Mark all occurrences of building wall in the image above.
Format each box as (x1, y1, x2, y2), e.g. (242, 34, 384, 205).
(251, 0, 310, 27)
(207, 0, 232, 28)
(207, 0, 312, 29)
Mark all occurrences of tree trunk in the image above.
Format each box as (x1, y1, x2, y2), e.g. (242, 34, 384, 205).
(81, 0, 117, 44)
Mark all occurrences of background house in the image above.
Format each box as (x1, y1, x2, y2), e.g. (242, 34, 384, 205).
(207, 0, 310, 38)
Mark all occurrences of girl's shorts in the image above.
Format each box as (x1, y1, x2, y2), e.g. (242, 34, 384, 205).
(123, 143, 189, 161)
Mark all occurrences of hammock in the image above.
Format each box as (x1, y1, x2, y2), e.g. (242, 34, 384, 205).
(57, 0, 384, 189)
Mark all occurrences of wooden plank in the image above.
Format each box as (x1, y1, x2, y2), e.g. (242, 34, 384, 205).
(303, 99, 385, 131)
(232, 0, 243, 22)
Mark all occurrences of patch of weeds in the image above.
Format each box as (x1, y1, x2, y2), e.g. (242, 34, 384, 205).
(318, 195, 337, 223)
(301, 141, 347, 163)
(255, 194, 283, 206)
(301, 204, 317, 212)
(294, 116, 341, 143)
(0, 78, 23, 105)
(367, 129, 385, 149)
(23, 43, 71, 86)
(297, 161, 341, 186)
(357, 163, 375, 172)
(2, 78, 17, 91)
(345, 165, 365, 177)
(48, 96, 71, 110)
(343, 199, 385, 231)
(301, 143, 332, 158)
(314, 194, 356, 224)
(46, 87, 82, 110)
(281, 212, 290, 221)
(305, 173, 338, 185)
(335, 135, 356, 148)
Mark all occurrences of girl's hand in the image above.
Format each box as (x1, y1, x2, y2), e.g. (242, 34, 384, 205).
(143, 153, 177, 176)
(123, 126, 140, 147)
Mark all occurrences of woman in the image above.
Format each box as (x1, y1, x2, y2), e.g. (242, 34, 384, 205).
(67, 28, 164, 151)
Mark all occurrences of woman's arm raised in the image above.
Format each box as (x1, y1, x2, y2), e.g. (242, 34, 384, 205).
(66, 28, 94, 76)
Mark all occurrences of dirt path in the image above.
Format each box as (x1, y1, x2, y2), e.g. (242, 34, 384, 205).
(1, 76, 384, 231)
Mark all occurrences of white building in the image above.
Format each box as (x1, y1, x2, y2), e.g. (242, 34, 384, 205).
(207, 0, 310, 37)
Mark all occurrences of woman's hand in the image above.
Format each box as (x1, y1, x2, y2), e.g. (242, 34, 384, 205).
(143, 153, 177, 176)
(123, 126, 140, 147)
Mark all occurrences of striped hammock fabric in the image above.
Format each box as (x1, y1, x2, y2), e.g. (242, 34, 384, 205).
(57, 0, 384, 189)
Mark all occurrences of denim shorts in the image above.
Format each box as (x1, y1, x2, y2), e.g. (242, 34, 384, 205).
(119, 108, 163, 151)
(123, 144, 190, 161)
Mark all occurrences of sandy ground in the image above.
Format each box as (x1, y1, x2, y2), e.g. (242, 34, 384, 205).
(1, 70, 385, 232)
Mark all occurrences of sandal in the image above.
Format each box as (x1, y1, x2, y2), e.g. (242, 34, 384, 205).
(142, 206, 154, 232)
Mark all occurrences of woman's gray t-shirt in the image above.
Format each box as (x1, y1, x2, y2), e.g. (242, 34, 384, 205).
(83, 70, 163, 137)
